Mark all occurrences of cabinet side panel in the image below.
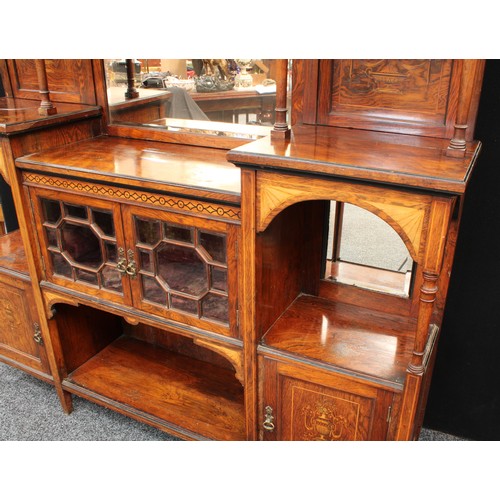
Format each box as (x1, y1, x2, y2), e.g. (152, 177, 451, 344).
(257, 200, 326, 336)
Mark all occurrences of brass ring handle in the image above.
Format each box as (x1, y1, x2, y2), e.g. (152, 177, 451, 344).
(33, 323, 44, 345)
(263, 405, 275, 432)
(116, 247, 127, 275)
(126, 249, 137, 278)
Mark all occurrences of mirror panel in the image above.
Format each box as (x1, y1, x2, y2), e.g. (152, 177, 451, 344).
(325, 201, 414, 297)
(105, 59, 290, 140)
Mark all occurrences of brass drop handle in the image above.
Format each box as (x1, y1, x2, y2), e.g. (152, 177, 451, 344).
(33, 323, 44, 345)
(126, 249, 137, 278)
(263, 405, 275, 432)
(116, 247, 127, 275)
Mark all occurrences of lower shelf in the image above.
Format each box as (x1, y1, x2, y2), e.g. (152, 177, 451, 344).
(64, 336, 246, 440)
(260, 294, 416, 390)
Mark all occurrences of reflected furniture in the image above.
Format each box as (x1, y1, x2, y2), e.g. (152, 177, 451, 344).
(0, 59, 485, 440)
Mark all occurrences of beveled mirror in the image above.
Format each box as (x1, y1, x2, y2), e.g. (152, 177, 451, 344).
(104, 59, 290, 142)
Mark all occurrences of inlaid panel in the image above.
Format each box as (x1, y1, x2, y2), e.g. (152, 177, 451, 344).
(333, 60, 452, 119)
(316, 59, 459, 137)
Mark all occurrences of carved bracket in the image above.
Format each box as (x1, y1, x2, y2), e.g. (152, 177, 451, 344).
(193, 337, 244, 386)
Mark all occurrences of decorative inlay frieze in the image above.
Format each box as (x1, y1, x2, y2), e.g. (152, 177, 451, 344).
(23, 173, 241, 222)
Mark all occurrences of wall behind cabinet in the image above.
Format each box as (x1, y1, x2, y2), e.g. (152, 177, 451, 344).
(424, 59, 500, 440)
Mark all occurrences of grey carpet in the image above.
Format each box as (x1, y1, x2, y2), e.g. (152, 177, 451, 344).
(0, 362, 463, 441)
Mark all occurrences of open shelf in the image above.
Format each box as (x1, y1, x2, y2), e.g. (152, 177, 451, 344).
(0, 230, 30, 278)
(64, 335, 246, 440)
(259, 294, 416, 390)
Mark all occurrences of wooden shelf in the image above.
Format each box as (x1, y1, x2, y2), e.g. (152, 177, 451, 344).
(0, 230, 30, 279)
(259, 294, 416, 390)
(64, 336, 245, 440)
(0, 97, 101, 134)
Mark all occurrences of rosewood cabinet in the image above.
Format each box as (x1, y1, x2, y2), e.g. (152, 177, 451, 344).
(0, 59, 486, 441)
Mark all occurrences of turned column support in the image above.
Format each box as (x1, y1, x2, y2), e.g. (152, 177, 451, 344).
(408, 198, 454, 375)
(124, 59, 139, 99)
(447, 59, 478, 158)
(35, 60, 57, 116)
(271, 59, 291, 141)
(408, 271, 439, 374)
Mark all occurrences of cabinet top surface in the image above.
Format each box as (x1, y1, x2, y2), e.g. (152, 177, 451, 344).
(0, 98, 101, 134)
(16, 136, 241, 203)
(228, 125, 481, 194)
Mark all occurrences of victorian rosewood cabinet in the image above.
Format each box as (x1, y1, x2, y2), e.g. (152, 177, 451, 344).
(0, 59, 485, 440)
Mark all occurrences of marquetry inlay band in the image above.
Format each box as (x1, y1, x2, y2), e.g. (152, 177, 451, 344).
(22, 173, 241, 222)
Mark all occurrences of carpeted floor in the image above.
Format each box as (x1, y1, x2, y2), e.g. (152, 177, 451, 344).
(0, 362, 465, 441)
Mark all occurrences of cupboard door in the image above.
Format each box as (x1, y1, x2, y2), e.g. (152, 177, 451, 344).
(122, 205, 239, 337)
(260, 357, 394, 441)
(0, 273, 50, 375)
(29, 187, 132, 305)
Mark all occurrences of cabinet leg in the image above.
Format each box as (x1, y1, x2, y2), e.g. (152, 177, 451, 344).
(56, 388, 73, 414)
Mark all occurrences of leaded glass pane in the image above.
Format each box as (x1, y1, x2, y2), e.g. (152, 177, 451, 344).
(45, 227, 58, 248)
(171, 295, 198, 315)
(105, 242, 118, 263)
(199, 231, 226, 263)
(51, 252, 72, 278)
(164, 223, 193, 243)
(101, 266, 123, 292)
(201, 293, 229, 323)
(142, 275, 167, 305)
(136, 218, 161, 245)
(157, 243, 207, 296)
(93, 209, 115, 237)
(211, 267, 228, 292)
(76, 269, 98, 285)
(139, 249, 153, 273)
(61, 222, 103, 269)
(41, 198, 61, 224)
(64, 203, 87, 220)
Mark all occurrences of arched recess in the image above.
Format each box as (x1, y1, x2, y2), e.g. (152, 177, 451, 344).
(256, 171, 433, 265)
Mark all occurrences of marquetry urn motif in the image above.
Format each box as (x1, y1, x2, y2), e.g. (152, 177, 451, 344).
(301, 398, 349, 440)
(292, 386, 360, 441)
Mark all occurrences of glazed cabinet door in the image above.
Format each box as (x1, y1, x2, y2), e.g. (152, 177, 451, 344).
(122, 205, 239, 338)
(260, 356, 395, 441)
(29, 187, 132, 305)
